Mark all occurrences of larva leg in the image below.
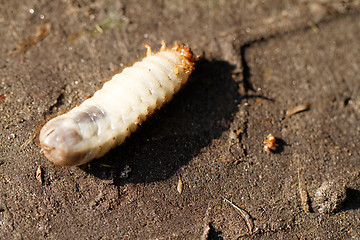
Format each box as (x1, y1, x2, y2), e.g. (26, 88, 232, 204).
(160, 40, 166, 51)
(40, 42, 196, 166)
(145, 43, 152, 56)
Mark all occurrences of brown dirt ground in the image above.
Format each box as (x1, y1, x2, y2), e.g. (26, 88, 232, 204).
(1, 0, 360, 239)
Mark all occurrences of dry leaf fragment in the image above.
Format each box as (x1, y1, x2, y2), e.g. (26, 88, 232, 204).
(177, 177, 183, 194)
(36, 166, 43, 184)
(264, 133, 277, 152)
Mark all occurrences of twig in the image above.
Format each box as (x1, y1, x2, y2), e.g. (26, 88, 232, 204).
(9, 21, 51, 57)
(286, 102, 311, 117)
(223, 198, 253, 234)
(295, 154, 311, 212)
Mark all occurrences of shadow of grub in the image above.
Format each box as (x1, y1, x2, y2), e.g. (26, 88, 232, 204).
(83, 59, 240, 185)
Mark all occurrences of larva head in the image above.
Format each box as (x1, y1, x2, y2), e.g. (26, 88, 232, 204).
(39, 117, 89, 166)
(171, 42, 196, 74)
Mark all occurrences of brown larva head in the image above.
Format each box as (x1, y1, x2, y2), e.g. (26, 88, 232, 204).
(39, 118, 88, 166)
(171, 42, 196, 74)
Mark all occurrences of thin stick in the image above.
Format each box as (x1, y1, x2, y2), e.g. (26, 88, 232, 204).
(286, 102, 311, 117)
(296, 154, 311, 212)
(223, 198, 253, 234)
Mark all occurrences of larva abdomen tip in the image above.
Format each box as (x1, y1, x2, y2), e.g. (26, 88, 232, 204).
(39, 118, 87, 166)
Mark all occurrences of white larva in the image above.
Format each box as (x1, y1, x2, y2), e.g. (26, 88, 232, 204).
(39, 42, 196, 166)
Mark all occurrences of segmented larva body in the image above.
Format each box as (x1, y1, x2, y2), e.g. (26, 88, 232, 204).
(40, 42, 195, 166)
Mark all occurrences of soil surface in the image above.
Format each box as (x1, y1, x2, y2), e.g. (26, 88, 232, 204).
(1, 1, 359, 239)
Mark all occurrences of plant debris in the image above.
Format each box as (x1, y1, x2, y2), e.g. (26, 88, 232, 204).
(36, 166, 43, 184)
(223, 198, 253, 234)
(286, 103, 311, 118)
(295, 154, 311, 212)
(264, 133, 277, 152)
(9, 21, 51, 57)
(177, 177, 183, 194)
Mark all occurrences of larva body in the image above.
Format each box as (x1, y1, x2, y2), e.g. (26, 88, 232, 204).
(40, 42, 195, 166)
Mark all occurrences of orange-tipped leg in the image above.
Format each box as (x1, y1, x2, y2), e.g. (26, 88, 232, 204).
(144, 43, 152, 56)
